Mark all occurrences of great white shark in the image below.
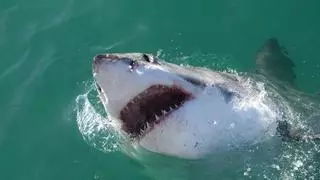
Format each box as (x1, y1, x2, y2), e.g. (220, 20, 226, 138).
(92, 38, 320, 160)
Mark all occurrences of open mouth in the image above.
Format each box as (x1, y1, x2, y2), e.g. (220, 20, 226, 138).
(120, 85, 193, 138)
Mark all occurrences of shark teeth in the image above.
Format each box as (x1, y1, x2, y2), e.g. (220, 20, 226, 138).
(120, 84, 193, 137)
(155, 104, 182, 122)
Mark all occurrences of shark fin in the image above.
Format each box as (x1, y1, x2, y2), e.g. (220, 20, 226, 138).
(255, 38, 296, 86)
(277, 120, 320, 142)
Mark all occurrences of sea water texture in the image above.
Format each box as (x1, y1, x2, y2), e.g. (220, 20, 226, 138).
(1, 0, 320, 180)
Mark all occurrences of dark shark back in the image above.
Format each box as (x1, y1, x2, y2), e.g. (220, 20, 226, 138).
(255, 38, 320, 141)
(255, 38, 296, 86)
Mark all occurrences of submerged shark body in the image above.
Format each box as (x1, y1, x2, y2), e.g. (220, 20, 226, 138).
(92, 38, 320, 159)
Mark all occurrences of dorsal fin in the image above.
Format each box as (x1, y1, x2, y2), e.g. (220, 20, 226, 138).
(255, 38, 296, 85)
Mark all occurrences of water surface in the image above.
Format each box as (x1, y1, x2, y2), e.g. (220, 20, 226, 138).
(0, 0, 319, 179)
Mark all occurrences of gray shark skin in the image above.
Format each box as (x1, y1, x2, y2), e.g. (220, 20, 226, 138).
(255, 38, 296, 86)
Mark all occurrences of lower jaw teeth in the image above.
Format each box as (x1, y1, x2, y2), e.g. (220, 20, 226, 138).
(144, 105, 182, 132)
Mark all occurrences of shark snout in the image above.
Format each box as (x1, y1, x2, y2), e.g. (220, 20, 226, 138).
(93, 54, 120, 66)
(93, 54, 115, 73)
(93, 54, 132, 73)
(93, 53, 137, 67)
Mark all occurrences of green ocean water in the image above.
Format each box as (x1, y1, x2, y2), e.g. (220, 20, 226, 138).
(0, 0, 319, 179)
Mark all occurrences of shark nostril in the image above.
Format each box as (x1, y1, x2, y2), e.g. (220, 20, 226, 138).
(93, 54, 121, 65)
(94, 54, 106, 65)
(106, 54, 120, 60)
(95, 54, 106, 60)
(93, 54, 122, 72)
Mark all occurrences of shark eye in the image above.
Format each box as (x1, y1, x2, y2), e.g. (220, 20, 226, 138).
(142, 54, 152, 62)
(129, 60, 138, 70)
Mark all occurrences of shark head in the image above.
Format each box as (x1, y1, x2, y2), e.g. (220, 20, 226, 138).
(92, 53, 277, 159)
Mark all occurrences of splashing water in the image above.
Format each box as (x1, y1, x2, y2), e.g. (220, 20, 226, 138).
(75, 54, 320, 179)
(75, 81, 120, 153)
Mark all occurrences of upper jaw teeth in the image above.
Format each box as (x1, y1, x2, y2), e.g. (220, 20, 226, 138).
(154, 104, 180, 122)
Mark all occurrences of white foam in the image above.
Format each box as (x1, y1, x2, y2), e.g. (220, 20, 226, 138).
(75, 83, 119, 153)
